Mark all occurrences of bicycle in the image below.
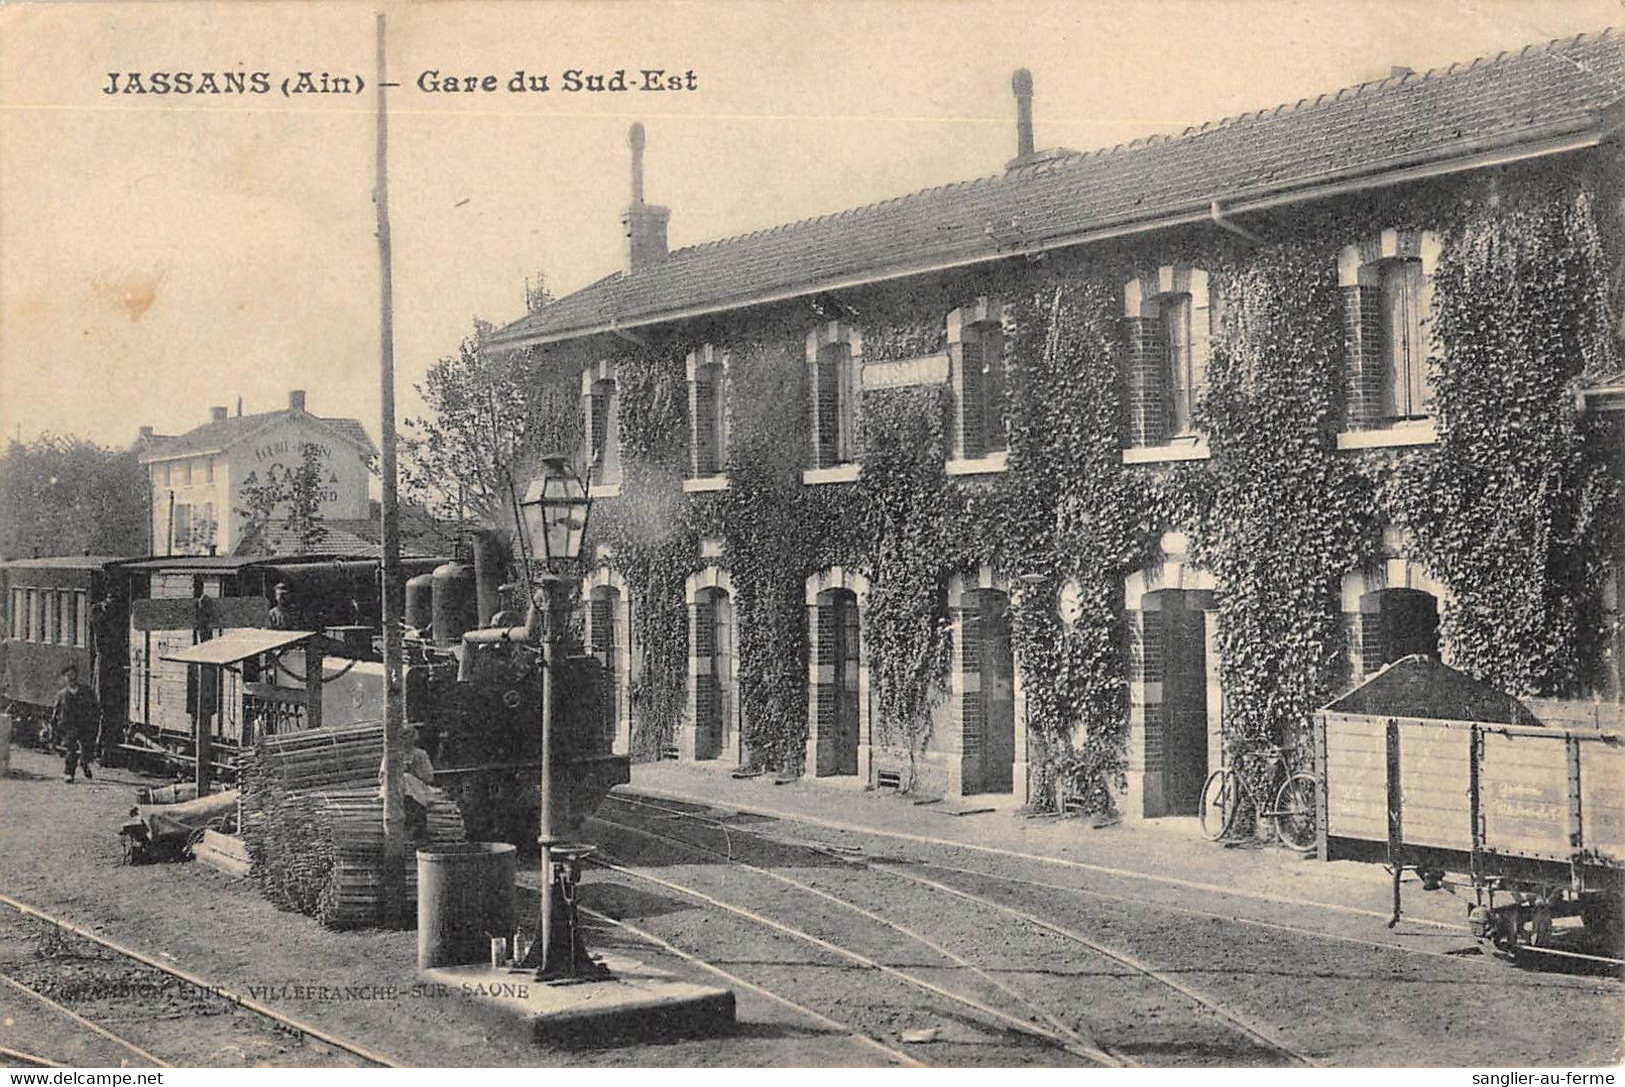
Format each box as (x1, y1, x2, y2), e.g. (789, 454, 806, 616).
(1198, 746, 1319, 851)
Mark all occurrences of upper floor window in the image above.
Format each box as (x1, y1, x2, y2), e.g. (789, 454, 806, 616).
(184, 460, 194, 485)
(807, 322, 862, 470)
(948, 300, 1009, 460)
(687, 345, 729, 479)
(1377, 258, 1427, 420)
(163, 463, 172, 487)
(1123, 266, 1212, 446)
(206, 456, 215, 483)
(1339, 230, 1439, 431)
(581, 360, 622, 486)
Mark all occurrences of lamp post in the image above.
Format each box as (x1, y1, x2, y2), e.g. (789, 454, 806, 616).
(516, 455, 603, 981)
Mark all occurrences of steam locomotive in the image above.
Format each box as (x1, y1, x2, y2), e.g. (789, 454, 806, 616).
(0, 536, 626, 846)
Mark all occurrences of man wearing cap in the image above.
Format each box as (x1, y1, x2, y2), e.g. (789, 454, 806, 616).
(267, 582, 300, 630)
(51, 663, 101, 783)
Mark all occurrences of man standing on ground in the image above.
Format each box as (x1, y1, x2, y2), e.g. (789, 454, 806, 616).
(51, 663, 101, 783)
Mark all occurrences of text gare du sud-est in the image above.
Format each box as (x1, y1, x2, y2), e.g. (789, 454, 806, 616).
(98, 69, 698, 96)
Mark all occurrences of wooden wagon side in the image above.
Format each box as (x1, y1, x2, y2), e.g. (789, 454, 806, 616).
(1316, 656, 1624, 953)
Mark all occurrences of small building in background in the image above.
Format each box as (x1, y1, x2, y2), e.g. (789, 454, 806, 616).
(137, 390, 377, 556)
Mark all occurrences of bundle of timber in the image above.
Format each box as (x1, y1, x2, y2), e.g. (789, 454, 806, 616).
(240, 725, 466, 928)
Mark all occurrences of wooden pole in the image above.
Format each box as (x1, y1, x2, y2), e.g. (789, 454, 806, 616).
(375, 9, 407, 927)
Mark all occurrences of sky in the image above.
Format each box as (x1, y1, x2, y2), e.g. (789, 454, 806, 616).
(1, 0, 1619, 454)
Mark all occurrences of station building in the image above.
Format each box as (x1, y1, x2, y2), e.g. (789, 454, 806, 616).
(485, 34, 1625, 820)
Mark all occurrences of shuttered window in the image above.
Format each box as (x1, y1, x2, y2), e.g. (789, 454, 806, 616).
(1161, 293, 1195, 436)
(1379, 258, 1428, 420)
(812, 342, 849, 468)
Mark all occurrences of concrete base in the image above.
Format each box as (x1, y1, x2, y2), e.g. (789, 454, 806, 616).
(419, 954, 735, 1045)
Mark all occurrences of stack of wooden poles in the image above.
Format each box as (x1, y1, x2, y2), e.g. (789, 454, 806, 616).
(239, 724, 466, 929)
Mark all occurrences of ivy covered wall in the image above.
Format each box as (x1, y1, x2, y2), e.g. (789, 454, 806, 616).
(516, 154, 1621, 815)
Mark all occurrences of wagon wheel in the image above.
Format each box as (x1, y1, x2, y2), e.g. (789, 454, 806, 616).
(1198, 768, 1236, 841)
(1273, 772, 1320, 852)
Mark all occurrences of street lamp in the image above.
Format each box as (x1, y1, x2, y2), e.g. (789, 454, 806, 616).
(516, 455, 603, 981)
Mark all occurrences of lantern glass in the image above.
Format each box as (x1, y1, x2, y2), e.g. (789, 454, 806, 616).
(520, 456, 591, 567)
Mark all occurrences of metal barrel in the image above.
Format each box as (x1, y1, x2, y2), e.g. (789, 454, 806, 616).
(416, 842, 518, 969)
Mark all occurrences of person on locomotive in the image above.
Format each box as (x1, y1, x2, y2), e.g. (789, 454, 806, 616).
(267, 582, 301, 630)
(50, 663, 101, 783)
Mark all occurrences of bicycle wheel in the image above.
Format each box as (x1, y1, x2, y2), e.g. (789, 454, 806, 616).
(1198, 768, 1236, 841)
(1273, 771, 1320, 851)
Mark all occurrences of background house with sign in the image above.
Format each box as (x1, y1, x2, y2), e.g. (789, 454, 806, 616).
(137, 390, 377, 557)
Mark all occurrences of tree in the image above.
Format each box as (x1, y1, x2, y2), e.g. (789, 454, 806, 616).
(402, 316, 581, 528)
(234, 442, 331, 555)
(0, 435, 149, 559)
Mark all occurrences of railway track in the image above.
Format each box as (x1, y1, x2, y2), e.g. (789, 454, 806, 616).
(575, 795, 1322, 1066)
(0, 892, 402, 1069)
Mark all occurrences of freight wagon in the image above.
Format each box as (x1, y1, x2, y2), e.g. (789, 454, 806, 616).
(1317, 655, 1625, 960)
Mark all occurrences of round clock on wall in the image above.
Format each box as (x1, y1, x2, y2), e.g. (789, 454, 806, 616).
(1057, 576, 1086, 629)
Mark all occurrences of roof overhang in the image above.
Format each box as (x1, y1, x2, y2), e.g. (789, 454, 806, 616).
(162, 628, 318, 665)
(486, 112, 1621, 354)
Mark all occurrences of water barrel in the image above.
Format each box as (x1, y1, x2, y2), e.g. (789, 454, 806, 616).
(430, 561, 478, 649)
(404, 572, 435, 634)
(417, 842, 518, 969)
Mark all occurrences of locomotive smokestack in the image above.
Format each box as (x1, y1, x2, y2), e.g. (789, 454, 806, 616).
(1012, 68, 1035, 161)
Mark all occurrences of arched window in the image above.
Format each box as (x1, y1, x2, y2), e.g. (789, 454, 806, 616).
(1123, 266, 1212, 446)
(581, 360, 622, 484)
(948, 299, 1009, 460)
(806, 322, 862, 470)
(1338, 231, 1440, 430)
(687, 345, 729, 479)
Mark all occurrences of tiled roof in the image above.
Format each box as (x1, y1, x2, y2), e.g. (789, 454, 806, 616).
(140, 411, 378, 461)
(235, 525, 430, 560)
(489, 30, 1625, 349)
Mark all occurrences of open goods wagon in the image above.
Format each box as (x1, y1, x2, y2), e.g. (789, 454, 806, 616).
(1316, 655, 1624, 959)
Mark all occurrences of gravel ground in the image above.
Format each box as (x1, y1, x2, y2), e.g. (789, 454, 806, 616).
(2, 744, 1620, 1067)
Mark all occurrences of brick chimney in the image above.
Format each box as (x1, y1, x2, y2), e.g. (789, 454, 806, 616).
(621, 123, 670, 272)
(1012, 68, 1034, 160)
(139, 425, 154, 440)
(289, 389, 307, 412)
(210, 406, 228, 423)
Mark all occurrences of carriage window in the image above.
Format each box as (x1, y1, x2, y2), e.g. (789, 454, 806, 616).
(9, 589, 21, 640)
(24, 590, 36, 642)
(43, 591, 57, 645)
(76, 591, 88, 648)
(61, 592, 79, 646)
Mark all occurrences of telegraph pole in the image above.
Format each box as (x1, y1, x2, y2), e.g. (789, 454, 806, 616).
(374, 9, 408, 926)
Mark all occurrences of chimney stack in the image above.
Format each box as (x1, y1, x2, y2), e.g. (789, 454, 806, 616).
(289, 389, 307, 412)
(622, 123, 671, 272)
(236, 396, 243, 417)
(1012, 68, 1035, 161)
(211, 406, 228, 423)
(139, 425, 154, 439)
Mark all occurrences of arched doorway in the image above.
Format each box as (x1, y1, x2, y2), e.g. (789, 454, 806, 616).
(582, 567, 632, 755)
(684, 568, 737, 762)
(1124, 532, 1221, 821)
(1142, 587, 1211, 815)
(1358, 587, 1440, 673)
(805, 566, 873, 777)
(1341, 544, 1448, 687)
(952, 578, 1016, 796)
